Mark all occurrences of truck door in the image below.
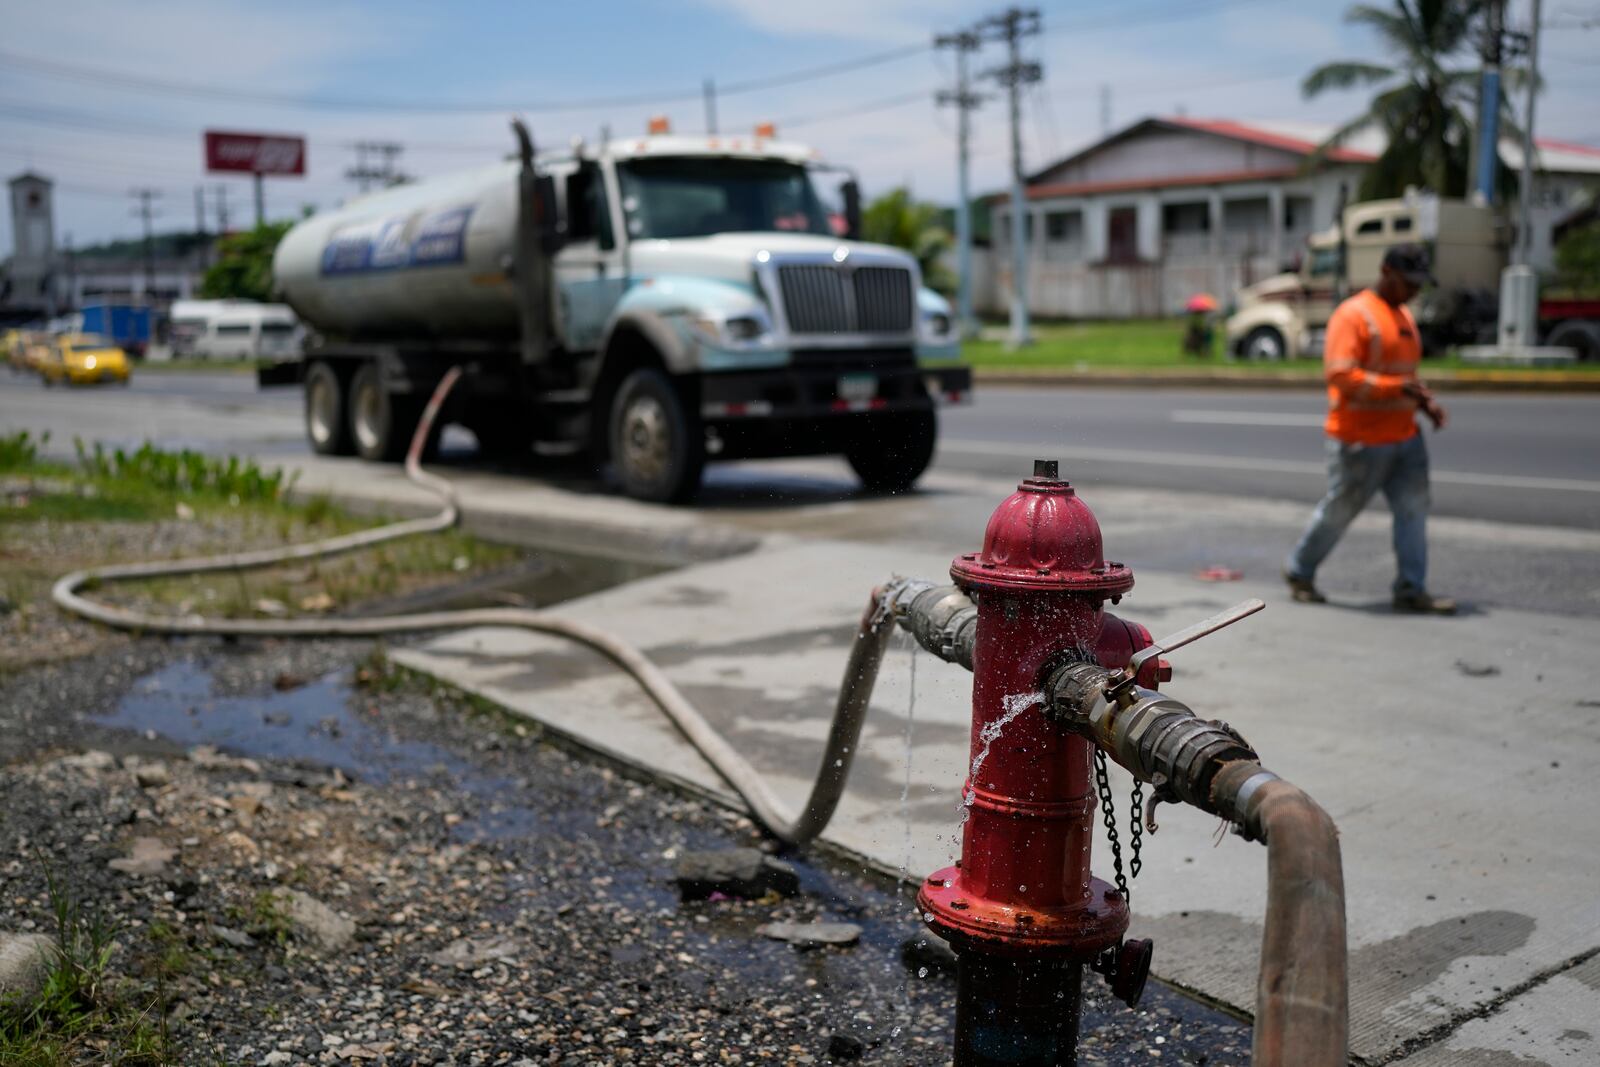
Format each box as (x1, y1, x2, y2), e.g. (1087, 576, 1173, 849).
(554, 162, 626, 352)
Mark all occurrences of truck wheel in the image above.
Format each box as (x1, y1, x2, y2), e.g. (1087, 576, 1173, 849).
(1547, 320, 1600, 362)
(305, 362, 354, 456)
(608, 368, 704, 503)
(1243, 326, 1286, 361)
(349, 363, 422, 463)
(846, 410, 937, 494)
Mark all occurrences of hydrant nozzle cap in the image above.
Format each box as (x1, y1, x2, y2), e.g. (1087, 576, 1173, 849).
(949, 462, 1136, 595)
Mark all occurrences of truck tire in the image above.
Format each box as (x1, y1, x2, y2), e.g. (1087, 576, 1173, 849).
(348, 362, 423, 463)
(1243, 326, 1287, 361)
(1547, 320, 1600, 362)
(304, 362, 354, 456)
(846, 410, 937, 494)
(608, 368, 704, 503)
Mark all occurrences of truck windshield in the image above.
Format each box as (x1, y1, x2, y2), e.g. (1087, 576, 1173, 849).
(616, 158, 831, 239)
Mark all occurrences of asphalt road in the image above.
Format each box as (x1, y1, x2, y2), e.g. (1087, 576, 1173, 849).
(940, 386, 1600, 530)
(5, 368, 1598, 615)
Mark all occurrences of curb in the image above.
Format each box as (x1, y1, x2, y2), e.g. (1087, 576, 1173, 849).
(972, 369, 1600, 392)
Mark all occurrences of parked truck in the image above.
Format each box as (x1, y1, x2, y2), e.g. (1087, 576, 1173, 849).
(1225, 191, 1600, 361)
(78, 303, 153, 359)
(268, 121, 970, 502)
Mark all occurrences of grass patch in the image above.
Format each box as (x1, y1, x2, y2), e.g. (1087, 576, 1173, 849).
(0, 432, 521, 665)
(962, 317, 1600, 374)
(0, 861, 174, 1065)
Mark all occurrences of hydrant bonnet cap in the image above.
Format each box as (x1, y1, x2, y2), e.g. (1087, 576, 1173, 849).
(950, 461, 1135, 594)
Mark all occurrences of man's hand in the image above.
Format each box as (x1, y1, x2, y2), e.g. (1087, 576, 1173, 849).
(1404, 380, 1448, 430)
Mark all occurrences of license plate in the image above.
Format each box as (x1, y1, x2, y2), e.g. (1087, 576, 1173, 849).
(838, 373, 877, 402)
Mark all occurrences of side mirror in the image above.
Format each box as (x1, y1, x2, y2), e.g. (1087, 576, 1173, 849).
(534, 174, 563, 254)
(840, 180, 862, 241)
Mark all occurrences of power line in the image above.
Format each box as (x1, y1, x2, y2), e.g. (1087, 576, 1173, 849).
(0, 43, 927, 116)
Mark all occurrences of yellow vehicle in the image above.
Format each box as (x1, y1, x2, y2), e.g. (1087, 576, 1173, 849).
(2, 329, 43, 372)
(39, 334, 132, 386)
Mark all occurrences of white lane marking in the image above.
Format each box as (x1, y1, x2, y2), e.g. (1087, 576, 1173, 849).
(1171, 409, 1325, 427)
(939, 438, 1600, 494)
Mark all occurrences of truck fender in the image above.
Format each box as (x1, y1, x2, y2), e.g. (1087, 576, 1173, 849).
(1225, 301, 1301, 356)
(598, 308, 691, 375)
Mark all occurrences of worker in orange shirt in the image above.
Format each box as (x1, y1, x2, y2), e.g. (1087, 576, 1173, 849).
(1284, 244, 1456, 614)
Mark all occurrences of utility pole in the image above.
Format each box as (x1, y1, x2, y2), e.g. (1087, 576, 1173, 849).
(1099, 84, 1111, 136)
(979, 6, 1042, 349)
(936, 28, 985, 340)
(208, 184, 232, 236)
(1474, 0, 1505, 204)
(704, 78, 718, 135)
(346, 141, 406, 194)
(193, 186, 209, 269)
(1515, 0, 1542, 266)
(130, 187, 161, 302)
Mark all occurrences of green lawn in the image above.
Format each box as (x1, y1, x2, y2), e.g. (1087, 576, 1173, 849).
(962, 318, 1600, 375)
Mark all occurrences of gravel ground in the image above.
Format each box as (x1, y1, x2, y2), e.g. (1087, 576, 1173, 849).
(0, 634, 1255, 1065)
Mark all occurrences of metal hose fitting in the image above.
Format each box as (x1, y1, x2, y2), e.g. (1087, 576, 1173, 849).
(1045, 663, 1259, 821)
(893, 582, 979, 672)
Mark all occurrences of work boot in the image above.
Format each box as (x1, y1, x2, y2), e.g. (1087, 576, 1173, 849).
(1283, 571, 1326, 604)
(1393, 591, 1458, 615)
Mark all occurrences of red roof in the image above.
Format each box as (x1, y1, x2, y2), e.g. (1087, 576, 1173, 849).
(1026, 167, 1302, 201)
(1535, 136, 1600, 159)
(1162, 117, 1377, 163)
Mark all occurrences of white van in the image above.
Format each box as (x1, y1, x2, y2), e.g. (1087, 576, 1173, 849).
(197, 304, 301, 361)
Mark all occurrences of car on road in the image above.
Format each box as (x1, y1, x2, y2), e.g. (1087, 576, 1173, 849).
(3, 329, 45, 373)
(38, 334, 132, 386)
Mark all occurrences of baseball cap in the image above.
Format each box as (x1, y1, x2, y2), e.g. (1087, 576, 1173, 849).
(1383, 243, 1437, 286)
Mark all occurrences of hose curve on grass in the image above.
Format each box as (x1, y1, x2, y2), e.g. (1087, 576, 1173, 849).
(52, 366, 898, 847)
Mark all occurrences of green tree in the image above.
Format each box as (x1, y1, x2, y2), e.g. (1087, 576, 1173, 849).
(1554, 220, 1600, 294)
(199, 221, 294, 302)
(863, 188, 956, 293)
(1302, 1, 1517, 200)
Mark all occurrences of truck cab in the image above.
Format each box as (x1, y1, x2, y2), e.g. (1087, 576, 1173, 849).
(274, 126, 968, 502)
(1225, 193, 1504, 359)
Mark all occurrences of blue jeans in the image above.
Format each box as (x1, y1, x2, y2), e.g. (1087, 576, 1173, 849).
(1286, 433, 1431, 596)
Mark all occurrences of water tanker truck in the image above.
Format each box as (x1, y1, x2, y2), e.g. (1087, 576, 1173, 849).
(271, 120, 970, 502)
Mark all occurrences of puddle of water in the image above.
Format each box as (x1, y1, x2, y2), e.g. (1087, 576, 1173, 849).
(98, 660, 538, 847)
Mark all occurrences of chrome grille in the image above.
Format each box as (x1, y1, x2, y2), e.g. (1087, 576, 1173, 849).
(776, 264, 914, 335)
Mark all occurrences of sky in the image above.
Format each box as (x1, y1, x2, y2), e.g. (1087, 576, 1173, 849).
(1, 0, 1596, 255)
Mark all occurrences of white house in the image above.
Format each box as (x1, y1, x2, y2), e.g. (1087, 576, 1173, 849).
(983, 116, 1600, 319)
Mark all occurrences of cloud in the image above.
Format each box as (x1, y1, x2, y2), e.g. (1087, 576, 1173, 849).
(682, 0, 966, 44)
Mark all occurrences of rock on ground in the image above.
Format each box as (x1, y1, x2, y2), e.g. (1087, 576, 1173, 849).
(0, 932, 57, 1001)
(278, 889, 356, 952)
(673, 847, 800, 899)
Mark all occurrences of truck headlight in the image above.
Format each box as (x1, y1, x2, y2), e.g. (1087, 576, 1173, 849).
(920, 310, 954, 343)
(688, 309, 773, 349)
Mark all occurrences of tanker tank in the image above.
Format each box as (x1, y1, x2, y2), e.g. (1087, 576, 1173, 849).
(272, 160, 524, 341)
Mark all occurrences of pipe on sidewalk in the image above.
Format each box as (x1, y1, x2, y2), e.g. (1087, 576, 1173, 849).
(1212, 766, 1348, 1067)
(52, 365, 902, 848)
(1041, 665, 1348, 1067)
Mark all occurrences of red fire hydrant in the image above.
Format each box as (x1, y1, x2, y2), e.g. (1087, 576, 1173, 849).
(917, 460, 1163, 1065)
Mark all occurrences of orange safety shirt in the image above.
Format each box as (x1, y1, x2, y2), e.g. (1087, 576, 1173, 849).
(1323, 288, 1422, 445)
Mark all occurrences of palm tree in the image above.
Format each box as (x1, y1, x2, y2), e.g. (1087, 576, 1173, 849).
(862, 188, 957, 293)
(1303, 0, 1515, 200)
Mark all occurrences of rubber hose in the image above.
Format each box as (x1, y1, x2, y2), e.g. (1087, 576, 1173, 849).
(51, 366, 899, 847)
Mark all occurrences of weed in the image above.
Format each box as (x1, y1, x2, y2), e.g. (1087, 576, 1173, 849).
(0, 430, 47, 471)
(0, 859, 174, 1064)
(73, 440, 288, 504)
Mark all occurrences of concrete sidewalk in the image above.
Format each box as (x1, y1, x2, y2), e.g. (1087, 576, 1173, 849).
(389, 527, 1600, 1065)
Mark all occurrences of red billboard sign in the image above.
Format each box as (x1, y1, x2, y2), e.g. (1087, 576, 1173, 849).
(204, 130, 306, 176)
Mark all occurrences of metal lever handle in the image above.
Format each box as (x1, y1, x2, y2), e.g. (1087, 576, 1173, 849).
(1126, 598, 1265, 682)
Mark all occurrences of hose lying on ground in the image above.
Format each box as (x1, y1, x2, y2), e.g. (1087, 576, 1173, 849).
(52, 367, 899, 848)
